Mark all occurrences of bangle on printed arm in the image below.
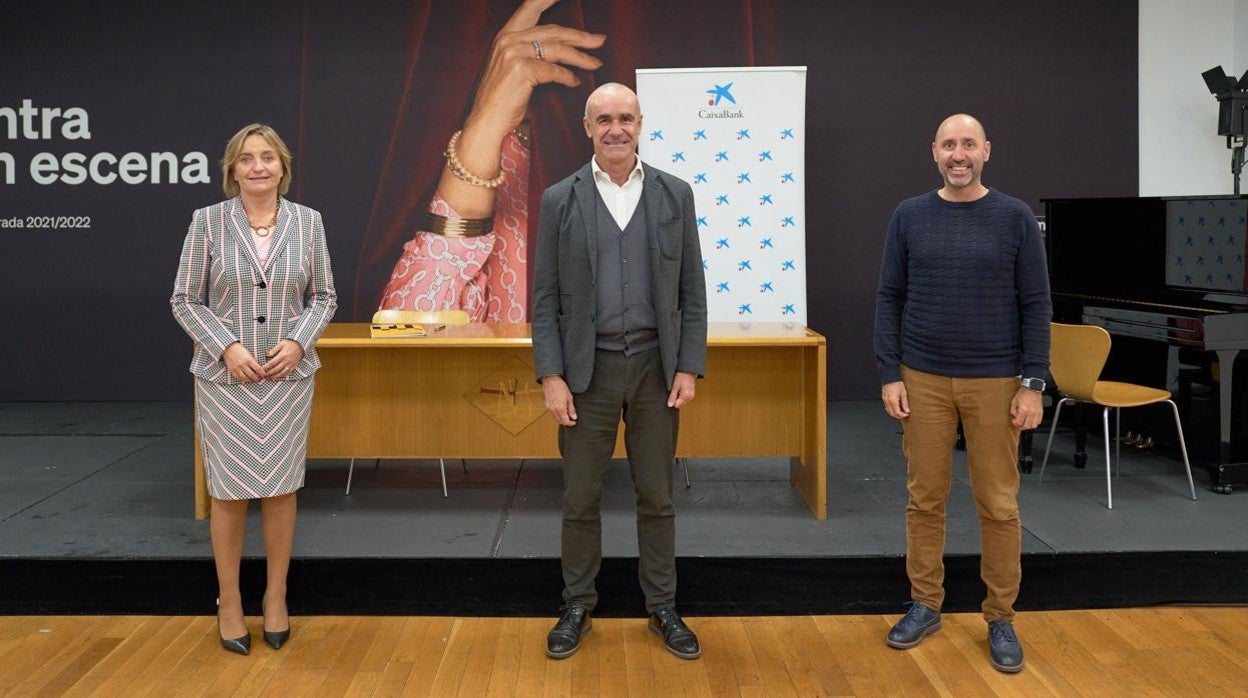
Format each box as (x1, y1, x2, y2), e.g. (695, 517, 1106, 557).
(423, 212, 494, 238)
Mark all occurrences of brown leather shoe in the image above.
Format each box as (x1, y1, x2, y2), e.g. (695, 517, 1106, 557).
(647, 606, 701, 659)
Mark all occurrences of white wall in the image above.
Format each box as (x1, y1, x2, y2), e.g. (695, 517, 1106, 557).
(1139, 0, 1244, 195)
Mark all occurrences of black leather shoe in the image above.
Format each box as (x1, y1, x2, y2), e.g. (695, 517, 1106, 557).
(886, 602, 941, 649)
(262, 595, 291, 650)
(988, 620, 1024, 673)
(647, 606, 701, 659)
(546, 604, 591, 659)
(264, 627, 291, 650)
(217, 614, 251, 656)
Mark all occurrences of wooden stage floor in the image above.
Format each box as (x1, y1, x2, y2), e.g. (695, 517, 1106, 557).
(2, 607, 1245, 696)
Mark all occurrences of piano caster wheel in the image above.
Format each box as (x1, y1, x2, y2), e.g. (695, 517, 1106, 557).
(1019, 457, 1033, 474)
(1213, 484, 1233, 495)
(1073, 452, 1088, 469)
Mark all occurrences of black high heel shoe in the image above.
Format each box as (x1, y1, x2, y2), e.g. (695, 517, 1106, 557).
(216, 599, 251, 655)
(262, 595, 291, 650)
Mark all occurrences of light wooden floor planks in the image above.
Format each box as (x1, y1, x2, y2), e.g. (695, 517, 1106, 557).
(0, 608, 1245, 696)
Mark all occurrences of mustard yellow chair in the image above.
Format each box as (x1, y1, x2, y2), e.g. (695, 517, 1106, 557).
(1039, 322, 1197, 509)
(345, 309, 472, 497)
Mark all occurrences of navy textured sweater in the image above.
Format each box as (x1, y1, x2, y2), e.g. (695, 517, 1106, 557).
(874, 189, 1051, 384)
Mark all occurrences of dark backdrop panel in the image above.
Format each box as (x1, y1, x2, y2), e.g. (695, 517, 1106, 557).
(0, 0, 1137, 401)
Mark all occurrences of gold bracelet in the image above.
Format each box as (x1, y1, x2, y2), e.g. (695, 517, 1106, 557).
(444, 130, 506, 189)
(424, 212, 494, 238)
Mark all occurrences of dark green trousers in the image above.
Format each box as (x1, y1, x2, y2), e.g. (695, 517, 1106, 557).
(558, 348, 678, 613)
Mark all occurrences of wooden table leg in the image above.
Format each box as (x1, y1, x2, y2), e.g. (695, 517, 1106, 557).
(790, 340, 828, 519)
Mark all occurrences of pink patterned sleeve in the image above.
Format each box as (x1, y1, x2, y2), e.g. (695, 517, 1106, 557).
(379, 132, 529, 322)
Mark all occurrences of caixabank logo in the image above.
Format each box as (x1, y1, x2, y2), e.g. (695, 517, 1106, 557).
(699, 82, 744, 119)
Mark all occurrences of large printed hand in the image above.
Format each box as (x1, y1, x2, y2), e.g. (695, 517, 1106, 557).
(439, 0, 605, 218)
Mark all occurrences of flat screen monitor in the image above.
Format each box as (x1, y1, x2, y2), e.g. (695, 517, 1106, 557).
(1165, 197, 1248, 296)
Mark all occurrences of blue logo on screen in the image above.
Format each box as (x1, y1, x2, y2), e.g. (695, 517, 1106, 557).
(706, 82, 736, 106)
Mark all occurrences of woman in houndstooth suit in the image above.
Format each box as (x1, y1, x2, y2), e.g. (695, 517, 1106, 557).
(171, 123, 336, 655)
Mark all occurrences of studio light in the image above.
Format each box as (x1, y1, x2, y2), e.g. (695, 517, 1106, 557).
(1202, 65, 1248, 193)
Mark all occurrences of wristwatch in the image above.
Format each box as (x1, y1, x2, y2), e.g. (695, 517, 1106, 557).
(1020, 377, 1046, 392)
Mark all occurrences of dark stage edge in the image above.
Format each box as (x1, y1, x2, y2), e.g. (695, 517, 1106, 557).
(4, 552, 1246, 616)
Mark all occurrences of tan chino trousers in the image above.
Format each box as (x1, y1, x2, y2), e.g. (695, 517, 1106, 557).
(900, 365, 1023, 622)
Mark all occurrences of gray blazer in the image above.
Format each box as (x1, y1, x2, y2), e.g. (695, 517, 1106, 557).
(532, 161, 707, 392)
(171, 197, 337, 384)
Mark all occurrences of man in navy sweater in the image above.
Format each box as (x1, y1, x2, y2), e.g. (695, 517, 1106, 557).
(873, 113, 1051, 673)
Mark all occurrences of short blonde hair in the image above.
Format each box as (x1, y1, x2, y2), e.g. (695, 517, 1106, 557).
(221, 123, 293, 198)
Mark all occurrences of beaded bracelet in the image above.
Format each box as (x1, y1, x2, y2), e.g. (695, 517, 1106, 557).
(444, 130, 506, 189)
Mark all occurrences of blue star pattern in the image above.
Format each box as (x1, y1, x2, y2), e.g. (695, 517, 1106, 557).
(707, 82, 736, 106)
(635, 69, 807, 322)
(1166, 199, 1248, 293)
(650, 130, 663, 141)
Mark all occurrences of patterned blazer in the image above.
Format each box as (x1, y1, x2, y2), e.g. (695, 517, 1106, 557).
(171, 197, 337, 384)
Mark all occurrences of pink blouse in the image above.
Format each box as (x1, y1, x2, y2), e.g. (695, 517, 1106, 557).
(379, 132, 529, 323)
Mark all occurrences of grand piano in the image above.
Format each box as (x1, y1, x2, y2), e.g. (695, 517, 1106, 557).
(1045, 196, 1248, 492)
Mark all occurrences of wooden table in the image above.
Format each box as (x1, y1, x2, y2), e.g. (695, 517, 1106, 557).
(195, 322, 827, 518)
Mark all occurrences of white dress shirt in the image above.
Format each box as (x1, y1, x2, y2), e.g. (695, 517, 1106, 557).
(591, 155, 645, 229)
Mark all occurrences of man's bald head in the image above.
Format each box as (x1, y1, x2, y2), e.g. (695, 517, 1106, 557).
(934, 113, 987, 143)
(584, 82, 640, 119)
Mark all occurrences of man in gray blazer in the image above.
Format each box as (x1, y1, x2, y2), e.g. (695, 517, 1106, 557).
(532, 82, 707, 660)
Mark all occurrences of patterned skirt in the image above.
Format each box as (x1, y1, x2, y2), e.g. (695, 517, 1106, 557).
(194, 376, 314, 500)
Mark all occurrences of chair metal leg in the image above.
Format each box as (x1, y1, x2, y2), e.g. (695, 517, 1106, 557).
(1165, 399, 1198, 501)
(1102, 407, 1113, 509)
(1039, 397, 1070, 481)
(680, 457, 691, 488)
(347, 458, 381, 495)
(439, 458, 448, 498)
(1114, 408, 1121, 477)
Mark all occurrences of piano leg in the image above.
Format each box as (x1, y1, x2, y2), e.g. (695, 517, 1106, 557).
(1214, 348, 1242, 493)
